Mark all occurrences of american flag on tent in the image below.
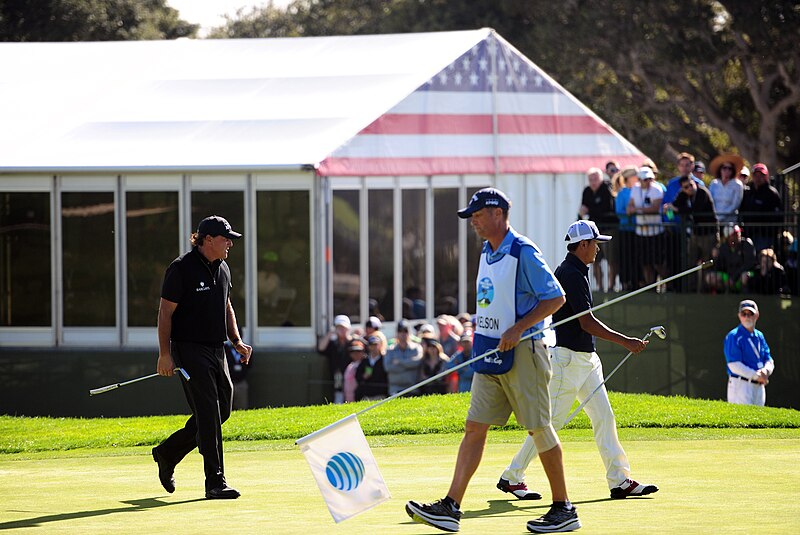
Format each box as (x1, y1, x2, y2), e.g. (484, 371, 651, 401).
(318, 33, 645, 176)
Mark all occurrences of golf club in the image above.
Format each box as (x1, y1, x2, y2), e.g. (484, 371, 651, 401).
(89, 367, 190, 396)
(300, 264, 707, 444)
(561, 325, 667, 427)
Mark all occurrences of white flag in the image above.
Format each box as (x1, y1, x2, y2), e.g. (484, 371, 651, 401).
(297, 414, 391, 523)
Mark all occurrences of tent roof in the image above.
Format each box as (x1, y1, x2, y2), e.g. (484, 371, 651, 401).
(0, 30, 488, 172)
(0, 29, 645, 174)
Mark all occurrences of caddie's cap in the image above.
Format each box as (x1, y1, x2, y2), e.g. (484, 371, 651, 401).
(738, 300, 758, 314)
(197, 215, 242, 239)
(457, 187, 510, 219)
(565, 220, 612, 245)
(333, 314, 351, 329)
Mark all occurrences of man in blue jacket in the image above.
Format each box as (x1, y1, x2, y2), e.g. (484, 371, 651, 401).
(724, 299, 774, 406)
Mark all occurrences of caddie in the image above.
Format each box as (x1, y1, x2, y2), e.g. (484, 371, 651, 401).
(406, 187, 581, 533)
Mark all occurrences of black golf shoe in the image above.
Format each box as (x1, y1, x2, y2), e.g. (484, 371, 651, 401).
(206, 485, 241, 499)
(151, 447, 175, 493)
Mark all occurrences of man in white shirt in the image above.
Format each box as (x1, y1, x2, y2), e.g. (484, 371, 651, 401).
(626, 167, 666, 286)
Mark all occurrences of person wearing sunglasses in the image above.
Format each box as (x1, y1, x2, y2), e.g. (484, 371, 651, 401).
(724, 300, 774, 406)
(708, 153, 745, 227)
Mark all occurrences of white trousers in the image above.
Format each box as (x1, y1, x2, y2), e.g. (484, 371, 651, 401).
(501, 346, 631, 489)
(727, 376, 766, 406)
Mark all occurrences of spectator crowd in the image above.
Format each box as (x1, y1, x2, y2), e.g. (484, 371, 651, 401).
(318, 313, 476, 403)
(587, 153, 795, 296)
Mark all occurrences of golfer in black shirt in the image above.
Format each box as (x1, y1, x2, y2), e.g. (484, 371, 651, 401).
(500, 220, 659, 500)
(152, 215, 252, 500)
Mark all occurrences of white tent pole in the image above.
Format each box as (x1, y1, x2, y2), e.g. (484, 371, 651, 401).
(489, 32, 500, 185)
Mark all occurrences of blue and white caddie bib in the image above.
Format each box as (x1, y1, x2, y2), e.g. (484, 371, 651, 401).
(472, 237, 528, 374)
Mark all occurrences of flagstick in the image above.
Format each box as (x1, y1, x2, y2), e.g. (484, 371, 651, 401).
(297, 260, 711, 444)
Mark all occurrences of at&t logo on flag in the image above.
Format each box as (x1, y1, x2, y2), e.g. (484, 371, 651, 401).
(326, 452, 365, 491)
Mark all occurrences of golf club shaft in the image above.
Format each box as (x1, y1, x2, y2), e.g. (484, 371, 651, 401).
(299, 263, 706, 443)
(89, 368, 189, 396)
(561, 330, 655, 427)
(355, 262, 707, 418)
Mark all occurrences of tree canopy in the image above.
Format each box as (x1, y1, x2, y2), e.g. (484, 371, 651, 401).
(0, 0, 198, 41)
(209, 0, 800, 175)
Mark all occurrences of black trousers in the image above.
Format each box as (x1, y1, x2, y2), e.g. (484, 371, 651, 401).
(157, 341, 233, 490)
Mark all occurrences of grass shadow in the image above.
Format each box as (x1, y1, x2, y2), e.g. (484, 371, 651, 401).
(464, 496, 619, 519)
(0, 497, 206, 530)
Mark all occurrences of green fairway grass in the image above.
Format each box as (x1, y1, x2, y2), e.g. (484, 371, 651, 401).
(2, 392, 799, 454)
(1, 394, 799, 533)
(1, 430, 798, 534)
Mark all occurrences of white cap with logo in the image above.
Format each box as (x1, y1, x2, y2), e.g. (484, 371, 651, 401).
(564, 220, 612, 245)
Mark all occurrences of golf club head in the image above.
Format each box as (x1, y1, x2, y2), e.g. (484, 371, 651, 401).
(650, 325, 667, 339)
(89, 384, 119, 396)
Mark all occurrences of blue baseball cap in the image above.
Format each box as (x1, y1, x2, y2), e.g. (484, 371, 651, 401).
(457, 188, 510, 219)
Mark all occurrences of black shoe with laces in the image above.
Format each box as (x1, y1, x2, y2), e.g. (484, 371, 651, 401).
(405, 499, 462, 532)
(205, 485, 241, 499)
(526, 503, 581, 533)
(151, 447, 175, 493)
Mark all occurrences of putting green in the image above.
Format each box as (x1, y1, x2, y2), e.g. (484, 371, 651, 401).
(1, 431, 798, 534)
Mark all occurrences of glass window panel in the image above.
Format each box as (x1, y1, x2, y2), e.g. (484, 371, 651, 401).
(0, 192, 51, 326)
(191, 192, 246, 321)
(332, 190, 360, 321)
(62, 192, 115, 326)
(126, 191, 179, 327)
(368, 190, 394, 322)
(256, 190, 311, 327)
(433, 188, 459, 316)
(402, 189, 426, 320)
(466, 187, 483, 314)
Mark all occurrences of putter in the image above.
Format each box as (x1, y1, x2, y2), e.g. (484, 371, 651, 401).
(89, 367, 190, 396)
(561, 325, 667, 427)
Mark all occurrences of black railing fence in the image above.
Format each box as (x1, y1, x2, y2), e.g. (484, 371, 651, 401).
(590, 213, 799, 296)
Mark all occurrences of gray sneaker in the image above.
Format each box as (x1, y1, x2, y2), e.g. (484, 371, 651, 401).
(406, 499, 462, 532)
(527, 503, 581, 533)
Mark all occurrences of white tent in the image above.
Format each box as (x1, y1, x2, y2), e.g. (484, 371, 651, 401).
(0, 29, 647, 348)
(0, 28, 644, 175)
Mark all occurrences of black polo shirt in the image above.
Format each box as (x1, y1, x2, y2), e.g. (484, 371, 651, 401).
(161, 247, 231, 345)
(552, 252, 594, 352)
